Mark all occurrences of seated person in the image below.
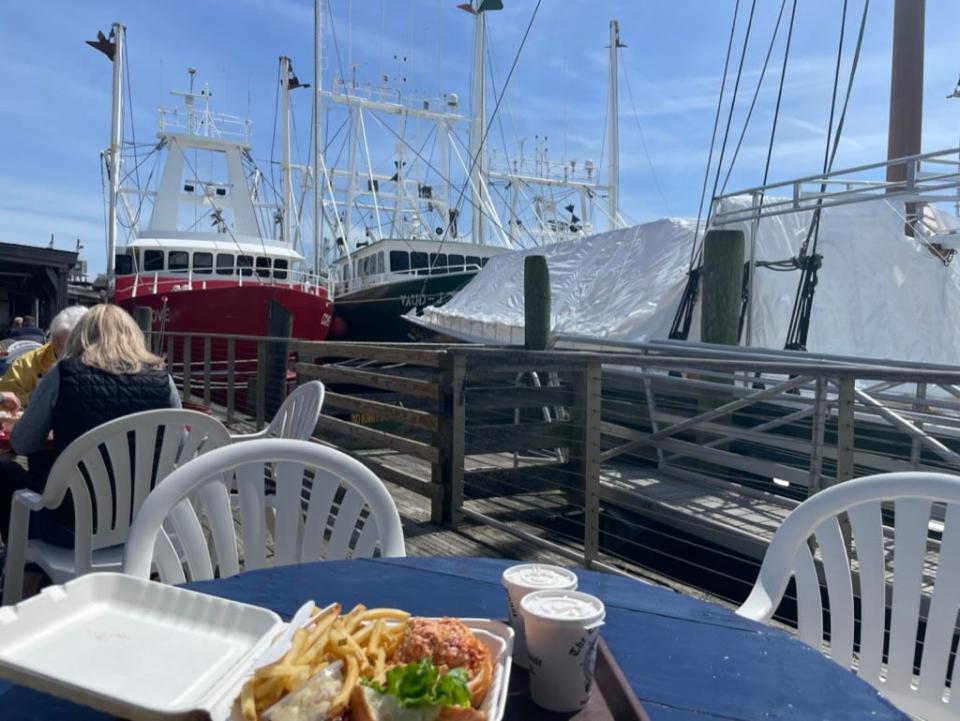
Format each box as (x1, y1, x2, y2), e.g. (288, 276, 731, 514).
(0, 306, 88, 407)
(2, 304, 180, 546)
(8, 315, 46, 344)
(1, 317, 23, 340)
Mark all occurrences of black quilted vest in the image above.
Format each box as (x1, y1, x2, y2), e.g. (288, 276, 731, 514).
(52, 358, 173, 454)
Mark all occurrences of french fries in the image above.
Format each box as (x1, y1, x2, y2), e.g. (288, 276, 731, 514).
(237, 604, 410, 721)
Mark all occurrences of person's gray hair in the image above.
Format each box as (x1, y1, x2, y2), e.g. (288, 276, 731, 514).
(49, 305, 89, 336)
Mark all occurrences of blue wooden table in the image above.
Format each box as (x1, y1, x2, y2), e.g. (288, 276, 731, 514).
(0, 557, 908, 721)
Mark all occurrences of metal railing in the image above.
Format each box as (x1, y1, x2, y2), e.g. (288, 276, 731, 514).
(711, 147, 960, 226)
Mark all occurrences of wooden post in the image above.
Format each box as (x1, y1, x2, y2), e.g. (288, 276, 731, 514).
(265, 300, 294, 418)
(574, 361, 602, 568)
(226, 338, 236, 424)
(132, 306, 152, 348)
(808, 376, 827, 495)
(255, 340, 268, 431)
(835, 377, 856, 484)
(437, 351, 466, 526)
(202, 336, 212, 406)
(886, 0, 924, 234)
(524, 255, 551, 350)
(182, 334, 192, 402)
(700, 229, 745, 346)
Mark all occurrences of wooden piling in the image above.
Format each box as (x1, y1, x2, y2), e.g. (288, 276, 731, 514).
(524, 255, 551, 350)
(132, 306, 152, 346)
(265, 300, 293, 417)
(700, 230, 745, 346)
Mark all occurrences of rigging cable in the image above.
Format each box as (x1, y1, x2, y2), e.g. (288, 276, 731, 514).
(619, 50, 671, 216)
(704, 0, 757, 247)
(784, 0, 868, 351)
(719, 0, 788, 196)
(737, 0, 798, 340)
(668, 0, 743, 340)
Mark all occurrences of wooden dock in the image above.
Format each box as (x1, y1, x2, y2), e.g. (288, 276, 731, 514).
(170, 334, 960, 620)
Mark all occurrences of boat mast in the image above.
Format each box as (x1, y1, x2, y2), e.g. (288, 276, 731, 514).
(886, 0, 924, 234)
(280, 56, 294, 246)
(607, 19, 623, 230)
(313, 0, 324, 275)
(101, 23, 125, 283)
(469, 2, 487, 245)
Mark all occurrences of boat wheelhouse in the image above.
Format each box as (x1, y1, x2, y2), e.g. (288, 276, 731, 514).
(330, 238, 503, 341)
(98, 29, 332, 349)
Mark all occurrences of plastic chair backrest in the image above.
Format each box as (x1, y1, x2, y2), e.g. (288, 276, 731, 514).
(123, 439, 405, 584)
(5, 340, 42, 363)
(737, 472, 960, 720)
(41, 409, 231, 573)
(265, 381, 325, 440)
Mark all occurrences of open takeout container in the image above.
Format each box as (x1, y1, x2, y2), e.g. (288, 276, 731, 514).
(0, 573, 514, 721)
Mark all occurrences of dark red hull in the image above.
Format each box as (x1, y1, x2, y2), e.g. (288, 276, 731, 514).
(113, 277, 332, 410)
(113, 276, 333, 340)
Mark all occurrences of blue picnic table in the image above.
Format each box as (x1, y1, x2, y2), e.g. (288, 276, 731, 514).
(0, 557, 908, 721)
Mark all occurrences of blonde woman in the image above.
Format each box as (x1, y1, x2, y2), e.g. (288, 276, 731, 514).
(2, 304, 180, 544)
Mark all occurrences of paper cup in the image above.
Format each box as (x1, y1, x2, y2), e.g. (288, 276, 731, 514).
(519, 589, 605, 713)
(501, 564, 578, 669)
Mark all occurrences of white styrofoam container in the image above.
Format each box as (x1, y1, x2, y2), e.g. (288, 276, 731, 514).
(0, 573, 514, 721)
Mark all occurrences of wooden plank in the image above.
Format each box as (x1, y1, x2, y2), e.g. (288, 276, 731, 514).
(466, 422, 573, 454)
(337, 449, 445, 502)
(291, 340, 445, 368)
(464, 385, 574, 410)
(315, 414, 440, 463)
(297, 363, 440, 400)
(324, 391, 439, 431)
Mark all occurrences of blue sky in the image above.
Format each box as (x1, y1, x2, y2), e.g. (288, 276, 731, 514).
(3, 1, 960, 275)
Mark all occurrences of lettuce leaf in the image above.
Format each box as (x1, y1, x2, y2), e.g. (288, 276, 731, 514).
(362, 660, 471, 709)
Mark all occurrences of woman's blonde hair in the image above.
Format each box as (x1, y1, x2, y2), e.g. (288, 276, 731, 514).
(62, 304, 165, 374)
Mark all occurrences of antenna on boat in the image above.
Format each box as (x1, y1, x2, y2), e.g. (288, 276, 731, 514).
(607, 19, 624, 230)
(87, 22, 124, 288)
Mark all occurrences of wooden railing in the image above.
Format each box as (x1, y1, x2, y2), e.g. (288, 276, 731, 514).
(157, 333, 960, 581)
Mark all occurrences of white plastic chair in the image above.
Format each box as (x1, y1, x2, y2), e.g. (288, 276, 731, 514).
(4, 340, 42, 364)
(2, 409, 231, 604)
(232, 381, 325, 441)
(737, 472, 960, 721)
(123, 439, 405, 584)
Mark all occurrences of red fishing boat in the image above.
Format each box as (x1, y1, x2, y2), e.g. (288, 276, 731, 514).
(94, 25, 332, 385)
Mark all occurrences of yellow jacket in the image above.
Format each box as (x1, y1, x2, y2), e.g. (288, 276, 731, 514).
(0, 342, 58, 406)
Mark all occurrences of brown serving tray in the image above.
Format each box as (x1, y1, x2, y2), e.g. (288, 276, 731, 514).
(504, 639, 651, 721)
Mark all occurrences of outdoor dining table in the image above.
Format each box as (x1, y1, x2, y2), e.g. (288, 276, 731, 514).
(0, 556, 908, 721)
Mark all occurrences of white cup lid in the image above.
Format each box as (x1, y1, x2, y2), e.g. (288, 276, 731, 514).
(502, 564, 578, 590)
(520, 589, 605, 624)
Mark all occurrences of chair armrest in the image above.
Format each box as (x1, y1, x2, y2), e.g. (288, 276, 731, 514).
(230, 431, 268, 442)
(12, 489, 45, 511)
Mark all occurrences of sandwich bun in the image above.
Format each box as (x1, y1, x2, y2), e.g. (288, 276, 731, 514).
(393, 618, 493, 707)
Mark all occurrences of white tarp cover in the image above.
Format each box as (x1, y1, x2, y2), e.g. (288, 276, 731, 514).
(414, 197, 960, 365)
